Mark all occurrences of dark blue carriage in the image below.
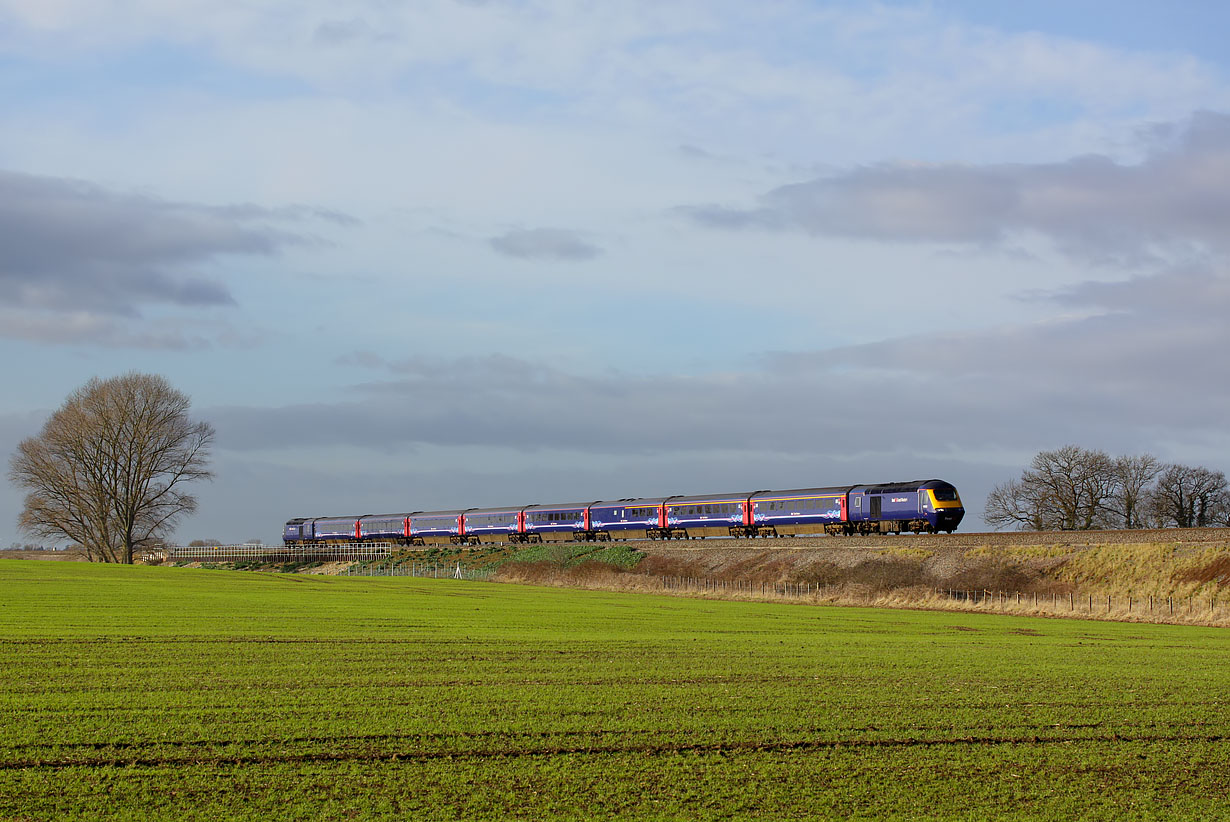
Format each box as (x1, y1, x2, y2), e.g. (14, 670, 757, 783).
(359, 513, 412, 542)
(522, 501, 597, 543)
(750, 486, 849, 536)
(663, 492, 748, 539)
(464, 506, 523, 543)
(589, 497, 670, 540)
(312, 515, 360, 542)
(408, 509, 469, 545)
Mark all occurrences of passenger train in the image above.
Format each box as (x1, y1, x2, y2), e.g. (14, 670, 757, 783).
(284, 478, 964, 546)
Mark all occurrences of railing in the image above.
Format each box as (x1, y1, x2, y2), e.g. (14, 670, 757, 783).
(166, 542, 392, 562)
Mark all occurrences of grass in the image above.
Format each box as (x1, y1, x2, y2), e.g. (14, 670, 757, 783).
(505, 541, 643, 569)
(2, 560, 1230, 819)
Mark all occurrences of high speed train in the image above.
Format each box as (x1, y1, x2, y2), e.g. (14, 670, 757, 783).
(283, 478, 964, 545)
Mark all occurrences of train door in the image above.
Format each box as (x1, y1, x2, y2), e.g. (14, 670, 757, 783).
(869, 495, 881, 520)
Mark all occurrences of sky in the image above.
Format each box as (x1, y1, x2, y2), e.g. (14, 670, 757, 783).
(3, 0, 1230, 545)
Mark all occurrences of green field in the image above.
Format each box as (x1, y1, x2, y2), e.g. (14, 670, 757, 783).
(1, 561, 1228, 820)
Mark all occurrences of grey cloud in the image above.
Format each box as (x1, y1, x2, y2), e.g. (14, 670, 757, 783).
(0, 310, 208, 350)
(0, 309, 273, 350)
(206, 274, 1230, 530)
(211, 261, 1230, 459)
(312, 18, 397, 47)
(766, 266, 1230, 436)
(334, 350, 388, 369)
(686, 111, 1230, 265)
(488, 228, 602, 261)
(0, 170, 345, 318)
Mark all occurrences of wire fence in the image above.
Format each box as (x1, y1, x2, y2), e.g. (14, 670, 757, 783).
(345, 560, 495, 581)
(938, 587, 1223, 617)
(654, 575, 1229, 622)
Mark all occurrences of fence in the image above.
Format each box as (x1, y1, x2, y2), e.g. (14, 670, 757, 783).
(345, 560, 494, 581)
(938, 588, 1222, 616)
(654, 576, 1229, 623)
(165, 542, 391, 563)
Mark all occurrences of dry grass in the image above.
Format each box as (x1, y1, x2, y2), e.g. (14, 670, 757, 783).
(494, 534, 1230, 627)
(0, 549, 86, 562)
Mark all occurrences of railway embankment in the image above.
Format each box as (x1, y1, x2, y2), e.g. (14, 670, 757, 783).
(493, 530, 1230, 626)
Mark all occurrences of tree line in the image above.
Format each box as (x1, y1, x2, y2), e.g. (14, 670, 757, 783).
(985, 446, 1229, 531)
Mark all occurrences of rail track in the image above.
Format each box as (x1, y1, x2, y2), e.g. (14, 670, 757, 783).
(159, 528, 1230, 565)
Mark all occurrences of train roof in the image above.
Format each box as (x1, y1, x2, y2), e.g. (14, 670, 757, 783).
(752, 486, 855, 499)
(591, 497, 672, 508)
(311, 514, 368, 522)
(464, 507, 525, 518)
(667, 491, 754, 503)
(523, 500, 600, 511)
(851, 479, 953, 493)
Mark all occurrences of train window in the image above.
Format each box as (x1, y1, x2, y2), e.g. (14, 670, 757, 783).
(933, 486, 958, 501)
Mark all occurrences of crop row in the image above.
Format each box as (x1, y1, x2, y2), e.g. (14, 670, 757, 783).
(3, 561, 1230, 819)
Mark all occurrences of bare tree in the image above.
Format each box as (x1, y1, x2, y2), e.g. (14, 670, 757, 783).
(1024, 445, 1116, 530)
(984, 478, 1050, 530)
(987, 446, 1131, 531)
(1108, 454, 1162, 529)
(9, 373, 214, 563)
(1149, 464, 1229, 528)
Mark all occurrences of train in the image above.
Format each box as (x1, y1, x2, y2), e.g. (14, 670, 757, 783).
(283, 478, 965, 546)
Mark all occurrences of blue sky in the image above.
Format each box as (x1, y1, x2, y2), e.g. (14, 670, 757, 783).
(2, 1, 1229, 544)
